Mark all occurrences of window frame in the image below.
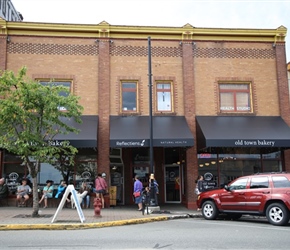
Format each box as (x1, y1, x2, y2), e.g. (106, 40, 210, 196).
(219, 82, 252, 113)
(38, 79, 73, 111)
(120, 81, 138, 113)
(155, 81, 173, 113)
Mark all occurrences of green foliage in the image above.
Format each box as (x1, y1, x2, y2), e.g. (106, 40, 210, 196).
(0, 67, 84, 175)
(0, 67, 84, 216)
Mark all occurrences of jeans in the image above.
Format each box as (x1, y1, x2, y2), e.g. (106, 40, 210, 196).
(81, 195, 90, 208)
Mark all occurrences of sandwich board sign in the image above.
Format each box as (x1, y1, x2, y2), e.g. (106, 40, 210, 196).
(51, 184, 85, 223)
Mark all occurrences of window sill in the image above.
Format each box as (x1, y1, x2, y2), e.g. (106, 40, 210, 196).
(154, 112, 177, 116)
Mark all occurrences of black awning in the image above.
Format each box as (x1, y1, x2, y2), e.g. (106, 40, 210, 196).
(53, 115, 98, 148)
(110, 116, 194, 148)
(196, 116, 290, 149)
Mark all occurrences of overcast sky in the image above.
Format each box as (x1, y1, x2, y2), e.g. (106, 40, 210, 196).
(12, 0, 290, 62)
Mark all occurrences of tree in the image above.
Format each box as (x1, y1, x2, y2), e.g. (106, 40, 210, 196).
(0, 67, 83, 217)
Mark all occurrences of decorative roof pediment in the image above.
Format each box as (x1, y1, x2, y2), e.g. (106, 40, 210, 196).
(182, 23, 195, 29)
(98, 21, 110, 26)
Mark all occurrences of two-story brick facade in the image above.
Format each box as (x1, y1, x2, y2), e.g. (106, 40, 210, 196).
(0, 18, 289, 208)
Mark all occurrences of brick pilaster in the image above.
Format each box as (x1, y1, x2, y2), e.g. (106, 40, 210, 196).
(275, 43, 290, 124)
(275, 43, 290, 172)
(0, 35, 7, 71)
(97, 40, 111, 176)
(182, 41, 198, 209)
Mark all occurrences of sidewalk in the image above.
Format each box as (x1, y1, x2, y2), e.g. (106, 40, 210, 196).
(0, 204, 202, 230)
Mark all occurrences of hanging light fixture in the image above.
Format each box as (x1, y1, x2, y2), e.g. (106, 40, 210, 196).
(199, 164, 204, 168)
(211, 161, 216, 165)
(205, 162, 210, 166)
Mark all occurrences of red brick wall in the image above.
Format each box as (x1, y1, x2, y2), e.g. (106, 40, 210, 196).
(275, 43, 290, 124)
(0, 35, 7, 70)
(194, 41, 279, 116)
(6, 36, 99, 114)
(275, 42, 290, 172)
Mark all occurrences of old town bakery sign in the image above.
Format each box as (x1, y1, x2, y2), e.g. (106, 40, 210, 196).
(48, 140, 70, 146)
(235, 139, 275, 147)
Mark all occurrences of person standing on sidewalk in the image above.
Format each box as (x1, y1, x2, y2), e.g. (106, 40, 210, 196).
(95, 173, 108, 209)
(133, 175, 143, 211)
(149, 173, 159, 206)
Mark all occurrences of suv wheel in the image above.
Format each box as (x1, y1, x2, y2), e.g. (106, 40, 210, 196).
(202, 201, 218, 220)
(266, 203, 290, 226)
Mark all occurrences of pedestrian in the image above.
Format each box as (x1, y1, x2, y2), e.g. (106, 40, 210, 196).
(195, 175, 204, 196)
(0, 177, 8, 201)
(95, 173, 108, 209)
(133, 175, 143, 211)
(16, 178, 32, 207)
(149, 173, 159, 206)
(39, 180, 54, 208)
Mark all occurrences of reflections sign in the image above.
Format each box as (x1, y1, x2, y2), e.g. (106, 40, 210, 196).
(112, 139, 147, 147)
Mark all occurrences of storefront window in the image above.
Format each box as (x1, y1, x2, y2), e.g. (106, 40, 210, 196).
(39, 163, 63, 185)
(2, 149, 97, 192)
(198, 149, 282, 187)
(132, 148, 149, 183)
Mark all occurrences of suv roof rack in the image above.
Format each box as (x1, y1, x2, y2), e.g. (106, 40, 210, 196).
(253, 172, 288, 175)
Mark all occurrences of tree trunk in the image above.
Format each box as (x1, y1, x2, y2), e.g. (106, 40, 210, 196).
(27, 160, 40, 217)
(31, 175, 40, 217)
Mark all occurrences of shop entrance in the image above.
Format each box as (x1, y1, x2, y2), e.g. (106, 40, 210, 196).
(165, 165, 181, 203)
(110, 164, 124, 205)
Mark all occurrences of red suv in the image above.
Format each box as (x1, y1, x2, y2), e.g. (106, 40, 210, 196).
(196, 172, 290, 226)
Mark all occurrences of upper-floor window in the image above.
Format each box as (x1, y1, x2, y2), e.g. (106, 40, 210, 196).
(219, 83, 251, 113)
(121, 81, 137, 112)
(39, 80, 72, 111)
(156, 82, 172, 112)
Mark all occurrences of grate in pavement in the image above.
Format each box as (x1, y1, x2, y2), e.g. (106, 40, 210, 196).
(13, 214, 53, 218)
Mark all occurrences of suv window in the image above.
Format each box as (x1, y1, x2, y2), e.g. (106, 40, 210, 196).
(250, 177, 269, 189)
(272, 176, 290, 188)
(229, 178, 248, 190)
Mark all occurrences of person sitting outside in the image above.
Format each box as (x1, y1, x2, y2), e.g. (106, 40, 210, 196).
(79, 181, 91, 209)
(16, 178, 32, 207)
(0, 178, 9, 205)
(39, 180, 54, 208)
(55, 180, 67, 199)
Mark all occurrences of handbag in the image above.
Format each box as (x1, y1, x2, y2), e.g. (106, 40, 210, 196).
(133, 191, 141, 197)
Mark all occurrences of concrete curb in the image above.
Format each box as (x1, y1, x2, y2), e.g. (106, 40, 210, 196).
(0, 216, 169, 231)
(0, 212, 203, 231)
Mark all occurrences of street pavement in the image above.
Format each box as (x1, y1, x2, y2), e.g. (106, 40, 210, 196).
(0, 204, 202, 230)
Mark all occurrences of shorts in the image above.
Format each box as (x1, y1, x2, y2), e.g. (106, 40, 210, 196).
(96, 189, 105, 194)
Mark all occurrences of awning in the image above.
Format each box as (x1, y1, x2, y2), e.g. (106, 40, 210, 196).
(196, 116, 290, 149)
(110, 116, 194, 148)
(52, 115, 98, 148)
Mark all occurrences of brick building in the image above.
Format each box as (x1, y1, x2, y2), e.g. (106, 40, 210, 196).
(0, 17, 289, 208)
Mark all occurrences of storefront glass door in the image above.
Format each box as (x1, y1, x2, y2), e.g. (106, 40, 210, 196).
(110, 164, 124, 205)
(165, 165, 181, 203)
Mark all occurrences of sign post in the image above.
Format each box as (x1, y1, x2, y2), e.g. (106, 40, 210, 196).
(51, 184, 85, 223)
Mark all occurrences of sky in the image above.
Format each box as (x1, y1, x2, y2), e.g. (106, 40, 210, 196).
(11, 0, 290, 62)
